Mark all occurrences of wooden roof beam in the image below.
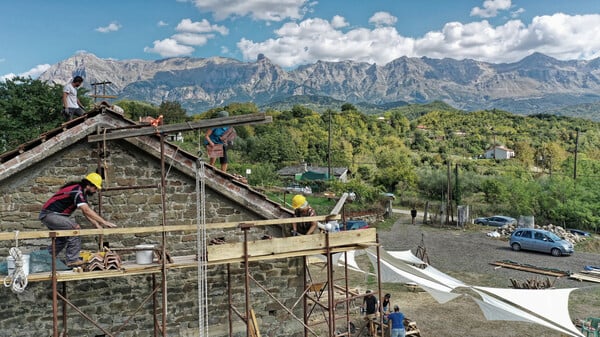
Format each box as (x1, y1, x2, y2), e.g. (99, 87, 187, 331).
(87, 113, 272, 142)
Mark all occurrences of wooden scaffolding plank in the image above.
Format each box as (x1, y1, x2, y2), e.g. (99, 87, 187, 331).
(87, 113, 272, 141)
(0, 214, 341, 241)
(207, 229, 376, 262)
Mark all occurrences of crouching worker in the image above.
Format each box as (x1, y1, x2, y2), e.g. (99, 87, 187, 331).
(39, 173, 117, 267)
(291, 194, 318, 236)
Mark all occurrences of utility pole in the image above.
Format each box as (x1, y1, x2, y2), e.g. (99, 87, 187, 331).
(328, 109, 332, 181)
(446, 160, 451, 226)
(573, 128, 579, 181)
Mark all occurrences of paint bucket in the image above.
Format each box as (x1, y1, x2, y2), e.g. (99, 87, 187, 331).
(7, 254, 30, 276)
(135, 245, 155, 265)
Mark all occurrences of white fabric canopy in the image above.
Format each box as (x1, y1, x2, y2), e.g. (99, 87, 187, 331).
(474, 287, 583, 337)
(330, 247, 583, 336)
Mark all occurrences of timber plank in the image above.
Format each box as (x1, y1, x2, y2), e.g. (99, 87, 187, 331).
(207, 228, 376, 262)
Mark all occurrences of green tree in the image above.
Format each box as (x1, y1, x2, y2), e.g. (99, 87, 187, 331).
(0, 77, 64, 151)
(115, 100, 159, 121)
(159, 101, 189, 123)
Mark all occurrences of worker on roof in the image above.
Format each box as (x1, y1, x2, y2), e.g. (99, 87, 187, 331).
(291, 194, 318, 236)
(39, 173, 117, 267)
(62, 76, 86, 121)
(204, 110, 233, 172)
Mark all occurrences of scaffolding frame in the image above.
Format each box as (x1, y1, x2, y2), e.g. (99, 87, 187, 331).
(0, 112, 383, 337)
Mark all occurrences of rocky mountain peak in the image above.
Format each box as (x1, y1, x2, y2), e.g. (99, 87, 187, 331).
(38, 52, 600, 114)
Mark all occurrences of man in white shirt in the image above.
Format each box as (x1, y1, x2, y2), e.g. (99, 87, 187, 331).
(62, 76, 86, 120)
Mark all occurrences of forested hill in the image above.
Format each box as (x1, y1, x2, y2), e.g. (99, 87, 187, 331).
(3, 76, 600, 229)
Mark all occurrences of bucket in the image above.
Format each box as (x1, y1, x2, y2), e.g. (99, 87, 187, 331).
(7, 254, 30, 276)
(135, 245, 155, 265)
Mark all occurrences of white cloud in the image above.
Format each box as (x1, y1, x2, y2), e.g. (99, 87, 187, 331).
(331, 15, 348, 29)
(0, 73, 15, 82)
(237, 13, 600, 67)
(369, 12, 397, 27)
(511, 8, 525, 18)
(144, 38, 195, 57)
(158, 20, 169, 27)
(471, 0, 512, 18)
(0, 63, 50, 82)
(192, 0, 309, 21)
(21, 64, 51, 78)
(176, 18, 228, 35)
(172, 33, 212, 46)
(95, 22, 122, 33)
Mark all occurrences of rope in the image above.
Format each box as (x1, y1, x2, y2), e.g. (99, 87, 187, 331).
(196, 129, 209, 337)
(3, 231, 28, 293)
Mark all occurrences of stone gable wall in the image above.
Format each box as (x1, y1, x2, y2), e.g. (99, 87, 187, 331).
(0, 140, 303, 337)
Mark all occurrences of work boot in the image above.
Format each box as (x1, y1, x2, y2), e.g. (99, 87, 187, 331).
(67, 259, 85, 267)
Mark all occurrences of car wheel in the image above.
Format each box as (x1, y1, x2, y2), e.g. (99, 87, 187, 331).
(511, 243, 521, 251)
(551, 248, 562, 257)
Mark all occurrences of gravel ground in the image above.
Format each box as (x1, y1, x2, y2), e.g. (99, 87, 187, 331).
(348, 217, 600, 337)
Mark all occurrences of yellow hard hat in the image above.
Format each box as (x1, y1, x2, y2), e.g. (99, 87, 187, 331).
(85, 173, 103, 189)
(291, 194, 307, 209)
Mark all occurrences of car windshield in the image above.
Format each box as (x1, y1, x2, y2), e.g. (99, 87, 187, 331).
(545, 232, 562, 241)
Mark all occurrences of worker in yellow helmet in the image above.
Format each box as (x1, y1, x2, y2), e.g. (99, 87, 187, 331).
(291, 194, 318, 236)
(39, 173, 117, 267)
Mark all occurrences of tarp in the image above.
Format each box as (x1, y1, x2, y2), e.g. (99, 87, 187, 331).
(474, 287, 583, 337)
(300, 171, 328, 181)
(333, 247, 583, 337)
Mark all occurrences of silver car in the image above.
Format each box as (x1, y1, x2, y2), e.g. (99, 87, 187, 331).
(474, 215, 516, 227)
(509, 228, 574, 257)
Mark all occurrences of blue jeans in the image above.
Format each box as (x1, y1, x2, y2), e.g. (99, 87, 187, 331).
(391, 328, 405, 337)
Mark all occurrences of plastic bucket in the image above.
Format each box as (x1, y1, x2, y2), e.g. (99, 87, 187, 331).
(135, 245, 155, 265)
(7, 254, 30, 276)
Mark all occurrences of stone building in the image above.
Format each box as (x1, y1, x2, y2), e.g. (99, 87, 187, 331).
(0, 106, 306, 336)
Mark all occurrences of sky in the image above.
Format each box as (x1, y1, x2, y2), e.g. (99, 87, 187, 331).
(1, 0, 600, 81)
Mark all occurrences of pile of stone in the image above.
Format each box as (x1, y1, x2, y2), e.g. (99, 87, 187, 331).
(492, 223, 588, 245)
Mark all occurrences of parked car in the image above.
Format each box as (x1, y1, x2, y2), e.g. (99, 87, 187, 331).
(509, 228, 574, 257)
(284, 184, 312, 194)
(568, 228, 591, 237)
(474, 215, 516, 227)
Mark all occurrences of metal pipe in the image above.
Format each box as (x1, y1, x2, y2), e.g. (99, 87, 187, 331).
(344, 251, 350, 336)
(61, 282, 68, 336)
(242, 226, 251, 337)
(303, 256, 308, 337)
(228, 264, 233, 337)
(51, 234, 58, 337)
(153, 274, 158, 337)
(376, 235, 383, 337)
(160, 134, 168, 336)
(102, 184, 159, 192)
(56, 292, 115, 336)
(326, 233, 335, 336)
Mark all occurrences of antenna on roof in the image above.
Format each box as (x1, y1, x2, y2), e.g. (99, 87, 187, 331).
(90, 81, 117, 103)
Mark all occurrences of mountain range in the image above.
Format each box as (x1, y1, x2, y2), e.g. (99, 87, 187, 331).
(38, 52, 600, 115)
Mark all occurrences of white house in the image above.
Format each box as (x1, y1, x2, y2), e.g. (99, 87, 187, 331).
(484, 145, 515, 160)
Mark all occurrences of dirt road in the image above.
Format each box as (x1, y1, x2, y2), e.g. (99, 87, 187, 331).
(366, 217, 600, 337)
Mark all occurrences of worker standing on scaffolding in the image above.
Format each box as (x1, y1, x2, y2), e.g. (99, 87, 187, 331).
(39, 173, 117, 267)
(291, 194, 318, 236)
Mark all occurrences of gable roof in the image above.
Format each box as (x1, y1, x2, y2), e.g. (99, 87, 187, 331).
(0, 104, 292, 220)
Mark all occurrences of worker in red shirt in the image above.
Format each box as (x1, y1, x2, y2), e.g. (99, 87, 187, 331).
(39, 173, 116, 266)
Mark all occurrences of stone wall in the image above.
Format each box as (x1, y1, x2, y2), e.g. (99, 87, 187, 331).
(0, 140, 303, 337)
